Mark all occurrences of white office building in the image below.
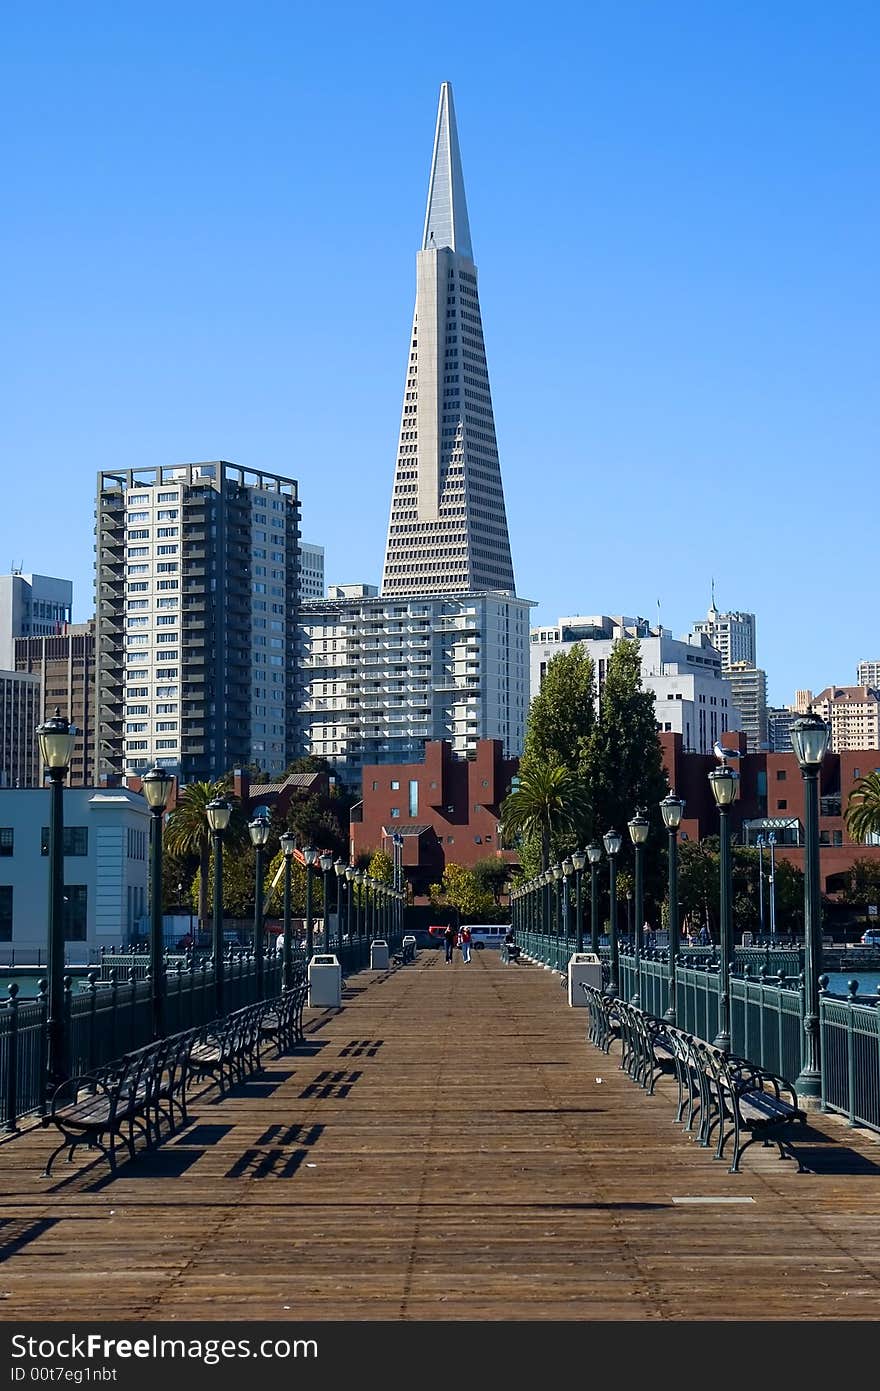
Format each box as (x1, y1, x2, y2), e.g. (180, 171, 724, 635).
(299, 586, 532, 781)
(530, 615, 740, 755)
(692, 600, 757, 670)
(0, 787, 150, 957)
(299, 543, 325, 601)
(0, 670, 41, 788)
(0, 572, 73, 669)
(857, 660, 880, 688)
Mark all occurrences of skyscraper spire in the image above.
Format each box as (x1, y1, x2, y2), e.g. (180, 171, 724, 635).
(382, 83, 515, 597)
(422, 82, 472, 258)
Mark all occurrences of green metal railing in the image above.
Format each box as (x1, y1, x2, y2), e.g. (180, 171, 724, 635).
(820, 985, 880, 1132)
(0, 925, 405, 1133)
(730, 971, 804, 1082)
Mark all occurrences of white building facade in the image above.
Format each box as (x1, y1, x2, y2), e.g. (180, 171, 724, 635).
(300, 588, 532, 781)
(0, 787, 150, 957)
(530, 616, 740, 755)
(856, 661, 880, 688)
(0, 670, 41, 788)
(0, 572, 73, 669)
(299, 543, 325, 601)
(692, 601, 757, 669)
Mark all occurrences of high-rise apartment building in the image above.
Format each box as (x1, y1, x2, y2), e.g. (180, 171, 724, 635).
(811, 686, 880, 753)
(14, 621, 96, 785)
(299, 543, 325, 600)
(381, 82, 515, 597)
(767, 705, 799, 754)
(0, 670, 41, 787)
(0, 572, 72, 669)
(692, 600, 757, 669)
(726, 661, 769, 753)
(96, 463, 300, 783)
(299, 586, 531, 780)
(530, 615, 740, 755)
(857, 660, 880, 687)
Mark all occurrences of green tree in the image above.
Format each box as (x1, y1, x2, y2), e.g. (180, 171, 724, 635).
(846, 772, 880, 844)
(163, 778, 232, 934)
(368, 849, 394, 884)
(586, 638, 668, 909)
(430, 863, 497, 919)
(472, 856, 509, 904)
(500, 759, 588, 875)
(524, 643, 596, 775)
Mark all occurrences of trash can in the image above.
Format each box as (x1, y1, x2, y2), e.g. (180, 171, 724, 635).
(567, 952, 603, 1007)
(370, 939, 389, 970)
(402, 934, 417, 962)
(308, 953, 342, 1008)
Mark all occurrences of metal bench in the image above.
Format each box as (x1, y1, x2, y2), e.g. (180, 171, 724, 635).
(259, 983, 308, 1058)
(501, 942, 520, 965)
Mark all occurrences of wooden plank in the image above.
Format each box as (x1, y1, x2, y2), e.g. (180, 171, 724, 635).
(0, 952, 878, 1320)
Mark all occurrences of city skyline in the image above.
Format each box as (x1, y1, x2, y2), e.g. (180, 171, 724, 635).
(3, 5, 878, 707)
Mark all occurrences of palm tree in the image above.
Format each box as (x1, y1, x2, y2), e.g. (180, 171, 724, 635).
(163, 779, 232, 936)
(846, 771, 880, 844)
(500, 760, 587, 871)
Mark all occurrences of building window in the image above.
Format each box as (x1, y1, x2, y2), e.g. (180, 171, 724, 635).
(390, 807, 400, 818)
(63, 885, 87, 942)
(777, 800, 787, 811)
(0, 828, 12, 857)
(409, 779, 418, 817)
(0, 885, 11, 940)
(776, 769, 787, 781)
(390, 780, 400, 790)
(40, 826, 88, 856)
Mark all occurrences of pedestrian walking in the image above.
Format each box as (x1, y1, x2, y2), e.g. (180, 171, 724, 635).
(459, 924, 472, 963)
(443, 922, 458, 963)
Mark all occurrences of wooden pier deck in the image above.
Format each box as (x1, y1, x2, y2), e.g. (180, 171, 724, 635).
(1, 950, 879, 1321)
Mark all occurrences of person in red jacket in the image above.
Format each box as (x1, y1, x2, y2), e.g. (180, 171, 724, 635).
(459, 923, 472, 963)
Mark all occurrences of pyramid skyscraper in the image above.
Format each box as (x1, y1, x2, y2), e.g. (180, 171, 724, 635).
(381, 82, 516, 596)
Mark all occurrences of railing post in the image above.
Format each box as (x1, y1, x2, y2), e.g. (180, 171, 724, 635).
(5, 984, 20, 1132)
(129, 970, 138, 1050)
(846, 980, 858, 1126)
(37, 979, 49, 1116)
(86, 971, 98, 1075)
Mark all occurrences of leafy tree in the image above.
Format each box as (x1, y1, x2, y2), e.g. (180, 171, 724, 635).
(163, 778, 232, 933)
(585, 639, 668, 909)
(368, 849, 394, 884)
(846, 772, 880, 844)
(429, 863, 498, 919)
(472, 856, 509, 904)
(835, 857, 880, 907)
(501, 759, 588, 875)
(524, 644, 596, 775)
(283, 755, 335, 777)
(279, 791, 348, 859)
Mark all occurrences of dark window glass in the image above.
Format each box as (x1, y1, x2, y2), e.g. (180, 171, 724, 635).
(0, 886, 11, 941)
(64, 885, 87, 941)
(41, 827, 88, 856)
(0, 828, 12, 856)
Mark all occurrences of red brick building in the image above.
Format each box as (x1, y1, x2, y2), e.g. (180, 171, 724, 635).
(660, 732, 880, 894)
(350, 739, 518, 897)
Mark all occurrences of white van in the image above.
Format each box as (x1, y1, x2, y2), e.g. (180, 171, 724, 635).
(466, 925, 508, 951)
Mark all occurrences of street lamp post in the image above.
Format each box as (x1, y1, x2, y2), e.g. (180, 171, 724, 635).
(708, 765, 739, 1051)
(659, 791, 685, 1023)
(587, 844, 602, 953)
(628, 809, 649, 1007)
(553, 863, 563, 966)
(319, 852, 334, 951)
(354, 870, 364, 939)
(791, 712, 831, 1099)
(562, 857, 574, 957)
(37, 709, 75, 1096)
(248, 807, 272, 997)
(603, 829, 623, 997)
(345, 865, 355, 941)
(302, 846, 318, 957)
(756, 835, 766, 937)
(768, 832, 777, 941)
(334, 859, 346, 950)
(142, 765, 175, 1038)
(571, 849, 586, 953)
(205, 798, 232, 1017)
(280, 832, 296, 991)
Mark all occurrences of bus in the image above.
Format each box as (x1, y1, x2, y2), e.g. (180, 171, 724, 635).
(425, 925, 508, 950)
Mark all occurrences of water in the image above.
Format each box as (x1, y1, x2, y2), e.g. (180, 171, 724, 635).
(824, 971, 880, 999)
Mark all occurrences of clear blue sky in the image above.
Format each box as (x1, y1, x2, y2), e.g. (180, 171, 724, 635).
(2, 1, 877, 706)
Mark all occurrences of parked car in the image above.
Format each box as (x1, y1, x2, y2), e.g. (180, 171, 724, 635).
(859, 928, 880, 946)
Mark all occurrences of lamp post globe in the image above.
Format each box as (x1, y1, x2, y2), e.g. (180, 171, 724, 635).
(708, 766, 739, 1050)
(36, 709, 75, 1096)
(141, 765, 175, 1037)
(602, 830, 623, 997)
(204, 798, 232, 1015)
(659, 790, 685, 1022)
(790, 712, 831, 1098)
